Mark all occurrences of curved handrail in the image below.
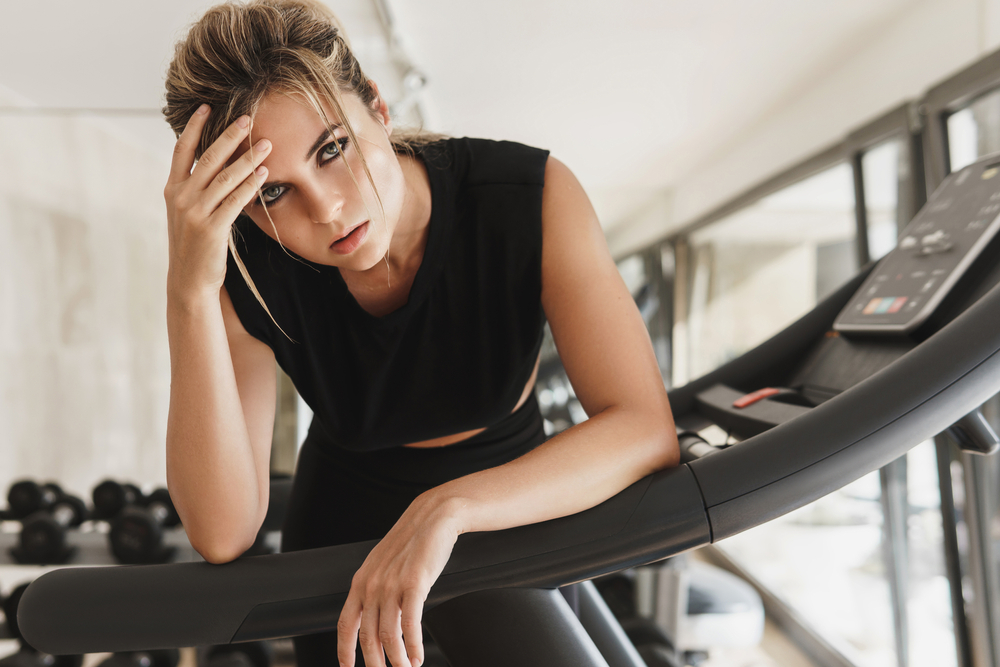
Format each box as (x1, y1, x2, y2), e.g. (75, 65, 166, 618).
(18, 271, 1000, 655)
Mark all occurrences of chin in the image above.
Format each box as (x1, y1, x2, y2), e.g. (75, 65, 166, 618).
(342, 241, 388, 273)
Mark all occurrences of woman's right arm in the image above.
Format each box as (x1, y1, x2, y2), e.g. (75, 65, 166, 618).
(163, 106, 278, 564)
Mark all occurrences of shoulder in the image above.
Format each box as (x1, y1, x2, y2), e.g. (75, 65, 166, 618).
(431, 137, 549, 187)
(540, 156, 607, 274)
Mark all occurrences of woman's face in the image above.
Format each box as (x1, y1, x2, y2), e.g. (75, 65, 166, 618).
(238, 90, 405, 272)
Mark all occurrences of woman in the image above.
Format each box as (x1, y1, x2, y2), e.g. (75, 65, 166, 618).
(161, 1, 679, 665)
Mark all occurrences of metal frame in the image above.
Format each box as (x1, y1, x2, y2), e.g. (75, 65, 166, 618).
(922, 47, 1000, 193)
(919, 44, 1000, 667)
(644, 244, 674, 386)
(845, 102, 927, 254)
(934, 435, 973, 667)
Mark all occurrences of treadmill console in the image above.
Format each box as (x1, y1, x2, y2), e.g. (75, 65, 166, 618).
(835, 154, 1000, 334)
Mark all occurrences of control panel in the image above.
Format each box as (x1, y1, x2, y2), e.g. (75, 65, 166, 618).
(835, 154, 1000, 334)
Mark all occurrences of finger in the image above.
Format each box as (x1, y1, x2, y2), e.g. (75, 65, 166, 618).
(189, 114, 252, 191)
(380, 602, 409, 667)
(359, 604, 388, 667)
(400, 590, 425, 667)
(203, 138, 271, 212)
(209, 165, 268, 227)
(168, 104, 210, 185)
(337, 597, 363, 667)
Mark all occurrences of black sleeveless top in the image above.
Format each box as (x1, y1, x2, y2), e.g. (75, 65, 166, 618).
(224, 137, 550, 452)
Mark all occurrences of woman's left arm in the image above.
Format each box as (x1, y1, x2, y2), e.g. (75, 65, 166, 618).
(338, 156, 679, 667)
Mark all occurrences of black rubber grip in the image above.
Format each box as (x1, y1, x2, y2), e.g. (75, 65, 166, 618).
(19, 466, 709, 654)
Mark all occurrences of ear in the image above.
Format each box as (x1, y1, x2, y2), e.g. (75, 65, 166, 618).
(368, 80, 393, 136)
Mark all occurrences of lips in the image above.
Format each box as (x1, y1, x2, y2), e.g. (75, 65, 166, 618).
(330, 221, 367, 247)
(328, 220, 370, 255)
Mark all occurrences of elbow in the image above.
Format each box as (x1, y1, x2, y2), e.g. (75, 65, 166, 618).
(188, 525, 258, 565)
(643, 410, 681, 473)
(662, 431, 682, 469)
(194, 536, 255, 565)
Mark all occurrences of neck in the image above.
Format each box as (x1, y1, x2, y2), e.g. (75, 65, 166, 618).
(364, 152, 432, 284)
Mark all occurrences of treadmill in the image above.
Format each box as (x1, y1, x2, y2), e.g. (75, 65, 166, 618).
(16, 153, 1000, 667)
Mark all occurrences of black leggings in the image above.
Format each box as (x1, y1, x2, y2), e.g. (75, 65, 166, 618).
(281, 395, 547, 667)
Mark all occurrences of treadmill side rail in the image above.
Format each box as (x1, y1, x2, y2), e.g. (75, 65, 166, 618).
(19, 466, 710, 653)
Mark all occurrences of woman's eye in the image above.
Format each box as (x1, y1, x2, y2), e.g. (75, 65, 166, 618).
(260, 185, 286, 203)
(320, 138, 349, 163)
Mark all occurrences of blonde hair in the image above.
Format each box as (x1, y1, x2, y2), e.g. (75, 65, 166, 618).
(163, 0, 442, 335)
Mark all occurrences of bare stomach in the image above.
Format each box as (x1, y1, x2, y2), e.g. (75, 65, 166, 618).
(402, 355, 541, 449)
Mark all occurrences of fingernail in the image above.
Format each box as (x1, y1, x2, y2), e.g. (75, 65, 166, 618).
(237, 116, 249, 128)
(255, 166, 267, 176)
(197, 104, 209, 115)
(256, 139, 271, 151)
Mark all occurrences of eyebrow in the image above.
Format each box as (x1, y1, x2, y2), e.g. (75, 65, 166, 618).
(256, 125, 341, 192)
(304, 126, 338, 161)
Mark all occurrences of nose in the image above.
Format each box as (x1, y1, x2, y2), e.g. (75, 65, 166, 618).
(302, 181, 345, 225)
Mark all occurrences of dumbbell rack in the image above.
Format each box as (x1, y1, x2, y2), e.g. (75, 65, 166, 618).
(1, 522, 285, 667)
(0, 522, 206, 568)
(1, 491, 286, 667)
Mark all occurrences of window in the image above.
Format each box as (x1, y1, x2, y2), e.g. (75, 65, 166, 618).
(947, 88, 1000, 173)
(862, 139, 903, 261)
(684, 162, 858, 381)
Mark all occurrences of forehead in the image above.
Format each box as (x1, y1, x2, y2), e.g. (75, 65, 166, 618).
(237, 91, 363, 155)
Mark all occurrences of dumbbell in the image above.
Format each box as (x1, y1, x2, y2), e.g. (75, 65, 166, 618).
(109, 488, 181, 564)
(95, 649, 180, 667)
(1, 582, 84, 667)
(11, 492, 89, 565)
(91, 480, 146, 521)
(6, 481, 66, 520)
(199, 641, 273, 667)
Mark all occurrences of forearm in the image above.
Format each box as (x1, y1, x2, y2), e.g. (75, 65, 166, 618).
(165, 288, 266, 562)
(427, 401, 679, 536)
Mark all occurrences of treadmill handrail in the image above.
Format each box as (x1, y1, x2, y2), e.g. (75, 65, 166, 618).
(18, 467, 710, 654)
(689, 269, 1000, 538)
(18, 268, 1000, 655)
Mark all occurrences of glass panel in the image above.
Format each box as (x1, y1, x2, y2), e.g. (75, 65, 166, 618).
(947, 88, 1000, 173)
(906, 440, 957, 667)
(685, 160, 911, 666)
(863, 139, 902, 261)
(718, 470, 897, 667)
(685, 162, 857, 380)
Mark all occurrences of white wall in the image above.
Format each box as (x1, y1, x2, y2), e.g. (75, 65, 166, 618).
(610, 0, 1000, 257)
(0, 86, 171, 501)
(5, 0, 1000, 502)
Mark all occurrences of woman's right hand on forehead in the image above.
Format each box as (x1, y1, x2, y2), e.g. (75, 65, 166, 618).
(163, 105, 271, 301)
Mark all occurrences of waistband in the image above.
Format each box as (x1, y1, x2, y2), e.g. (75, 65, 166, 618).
(302, 393, 547, 489)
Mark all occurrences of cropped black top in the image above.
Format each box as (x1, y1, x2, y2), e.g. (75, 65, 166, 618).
(224, 137, 550, 452)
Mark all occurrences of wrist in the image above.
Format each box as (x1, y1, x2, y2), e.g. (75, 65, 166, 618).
(167, 275, 220, 314)
(416, 486, 475, 538)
